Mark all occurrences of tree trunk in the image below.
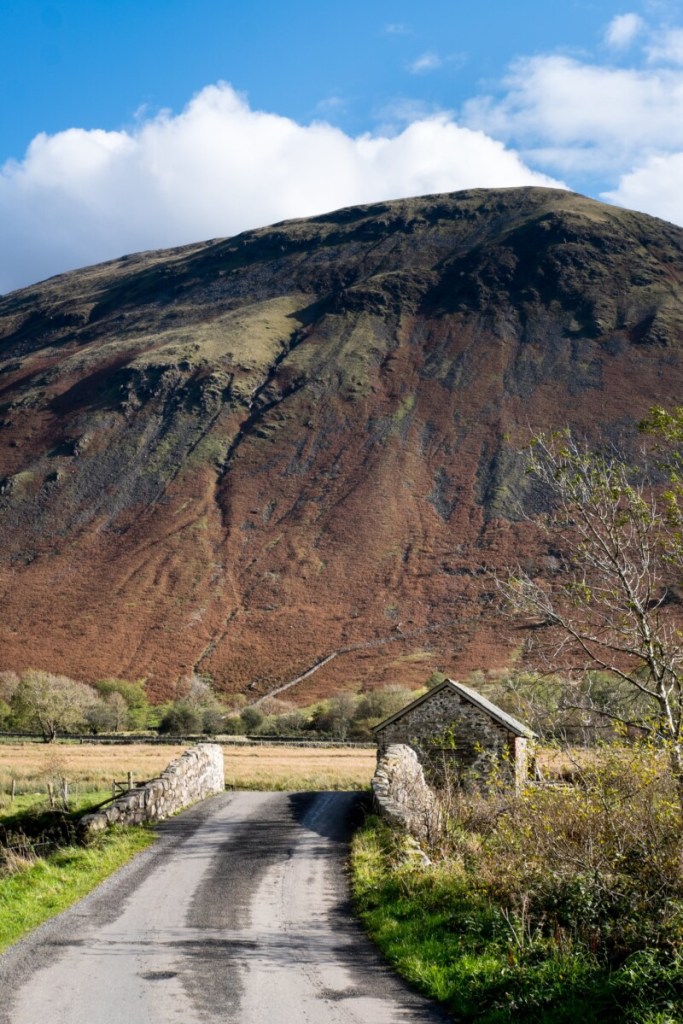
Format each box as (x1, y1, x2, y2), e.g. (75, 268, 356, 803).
(669, 746, 683, 816)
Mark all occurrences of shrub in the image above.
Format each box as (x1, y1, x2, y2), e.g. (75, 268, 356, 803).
(201, 707, 226, 735)
(157, 700, 202, 735)
(352, 811, 683, 1023)
(240, 707, 264, 733)
(221, 715, 244, 735)
(353, 741, 683, 1022)
(267, 711, 308, 737)
(437, 739, 683, 963)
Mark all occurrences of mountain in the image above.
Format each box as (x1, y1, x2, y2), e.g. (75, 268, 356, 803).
(1, 187, 682, 702)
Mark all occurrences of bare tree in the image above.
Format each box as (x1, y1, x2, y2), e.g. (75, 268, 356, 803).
(499, 428, 683, 803)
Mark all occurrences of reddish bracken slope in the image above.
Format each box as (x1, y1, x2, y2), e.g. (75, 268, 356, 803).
(1, 188, 682, 700)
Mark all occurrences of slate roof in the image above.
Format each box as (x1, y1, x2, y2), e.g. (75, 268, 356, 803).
(372, 679, 536, 739)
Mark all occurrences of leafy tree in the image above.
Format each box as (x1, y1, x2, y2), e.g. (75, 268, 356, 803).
(221, 715, 244, 735)
(267, 710, 308, 737)
(107, 691, 130, 731)
(0, 673, 19, 731)
(0, 699, 12, 729)
(10, 670, 98, 741)
(0, 671, 19, 705)
(354, 687, 413, 723)
(84, 700, 116, 735)
(85, 691, 130, 734)
(500, 419, 683, 803)
(484, 669, 627, 743)
(311, 693, 357, 740)
(94, 678, 149, 729)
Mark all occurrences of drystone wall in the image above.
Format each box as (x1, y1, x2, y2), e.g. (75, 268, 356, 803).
(371, 744, 441, 840)
(81, 743, 224, 833)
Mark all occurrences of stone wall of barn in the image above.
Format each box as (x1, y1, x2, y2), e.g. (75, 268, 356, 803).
(375, 686, 517, 785)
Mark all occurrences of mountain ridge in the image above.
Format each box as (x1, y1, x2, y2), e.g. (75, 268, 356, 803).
(1, 186, 682, 700)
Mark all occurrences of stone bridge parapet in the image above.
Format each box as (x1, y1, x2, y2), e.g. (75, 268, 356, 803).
(371, 743, 441, 840)
(81, 743, 224, 832)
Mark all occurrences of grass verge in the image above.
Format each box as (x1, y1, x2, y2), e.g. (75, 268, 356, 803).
(351, 814, 683, 1024)
(0, 824, 154, 952)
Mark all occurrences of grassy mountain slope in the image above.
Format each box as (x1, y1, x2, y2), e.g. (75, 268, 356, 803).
(1, 187, 682, 699)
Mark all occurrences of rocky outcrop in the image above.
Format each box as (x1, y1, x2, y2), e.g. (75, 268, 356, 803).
(81, 743, 224, 832)
(371, 744, 441, 840)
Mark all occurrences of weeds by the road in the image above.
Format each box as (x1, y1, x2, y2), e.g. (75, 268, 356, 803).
(353, 816, 683, 1023)
(352, 743, 683, 1023)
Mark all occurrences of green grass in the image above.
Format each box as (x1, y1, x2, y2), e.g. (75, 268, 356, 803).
(0, 789, 112, 821)
(350, 815, 683, 1024)
(0, 787, 156, 952)
(0, 825, 154, 951)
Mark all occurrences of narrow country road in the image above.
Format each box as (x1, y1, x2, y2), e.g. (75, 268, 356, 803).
(0, 792, 448, 1023)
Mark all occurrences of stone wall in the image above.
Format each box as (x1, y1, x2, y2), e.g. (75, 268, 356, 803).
(81, 743, 224, 833)
(376, 685, 515, 785)
(371, 744, 441, 840)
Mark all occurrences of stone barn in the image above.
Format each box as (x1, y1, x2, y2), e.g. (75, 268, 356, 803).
(373, 679, 535, 789)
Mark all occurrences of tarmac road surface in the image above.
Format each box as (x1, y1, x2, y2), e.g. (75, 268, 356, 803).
(0, 791, 448, 1023)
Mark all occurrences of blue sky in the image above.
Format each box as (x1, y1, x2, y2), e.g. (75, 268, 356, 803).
(1, 0, 682, 292)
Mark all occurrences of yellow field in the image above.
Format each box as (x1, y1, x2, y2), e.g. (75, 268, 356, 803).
(222, 745, 375, 791)
(0, 741, 376, 804)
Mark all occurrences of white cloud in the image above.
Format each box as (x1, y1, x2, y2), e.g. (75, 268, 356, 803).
(463, 54, 683, 175)
(313, 95, 347, 115)
(408, 52, 443, 74)
(605, 12, 645, 48)
(647, 26, 683, 63)
(383, 22, 411, 35)
(603, 151, 683, 223)
(457, 21, 683, 227)
(0, 82, 560, 294)
(407, 51, 466, 75)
